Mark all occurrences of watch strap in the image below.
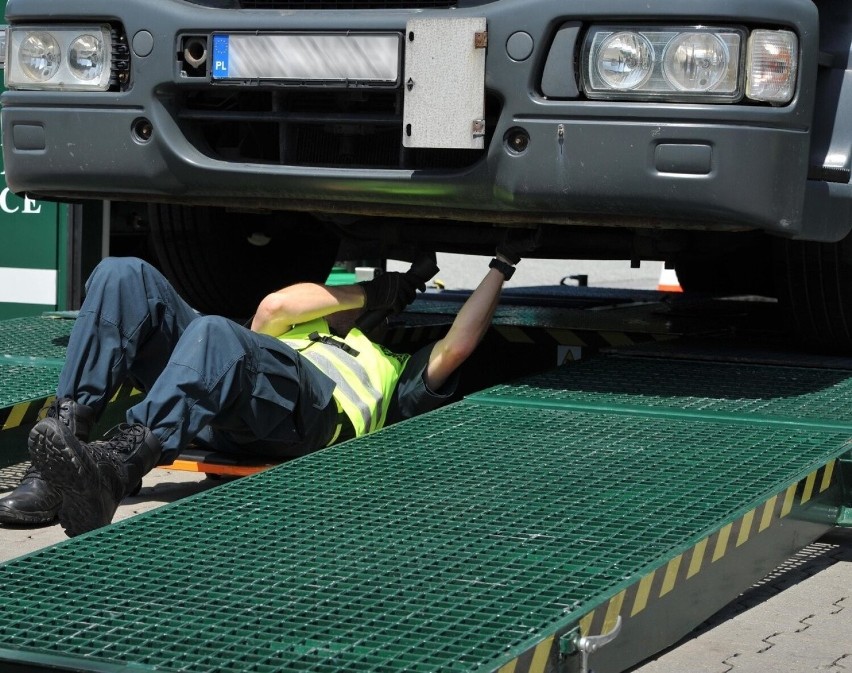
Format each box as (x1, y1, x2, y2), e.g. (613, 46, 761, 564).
(489, 257, 515, 280)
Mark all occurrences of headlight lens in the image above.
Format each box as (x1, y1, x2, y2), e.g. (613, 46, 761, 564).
(583, 26, 744, 103)
(5, 25, 112, 90)
(662, 33, 730, 92)
(746, 29, 798, 104)
(68, 34, 106, 82)
(596, 32, 653, 90)
(18, 32, 61, 82)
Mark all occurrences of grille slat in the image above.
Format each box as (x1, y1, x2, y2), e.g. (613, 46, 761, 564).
(180, 109, 400, 126)
(175, 89, 494, 170)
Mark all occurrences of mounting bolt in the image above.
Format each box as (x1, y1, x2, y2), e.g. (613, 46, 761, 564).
(472, 119, 486, 138)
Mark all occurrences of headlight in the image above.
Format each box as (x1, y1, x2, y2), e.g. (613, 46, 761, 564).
(18, 32, 61, 82)
(5, 25, 112, 90)
(583, 26, 745, 103)
(662, 33, 731, 92)
(68, 34, 107, 82)
(596, 32, 653, 90)
(746, 29, 798, 104)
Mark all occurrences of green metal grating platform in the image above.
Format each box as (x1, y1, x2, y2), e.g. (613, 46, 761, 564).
(0, 314, 138, 469)
(469, 355, 852, 428)
(0, 355, 849, 673)
(0, 314, 71, 405)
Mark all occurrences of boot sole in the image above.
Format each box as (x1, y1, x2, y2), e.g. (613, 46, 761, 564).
(0, 505, 57, 526)
(27, 419, 108, 537)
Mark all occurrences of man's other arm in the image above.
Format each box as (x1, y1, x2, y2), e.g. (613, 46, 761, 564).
(250, 283, 366, 337)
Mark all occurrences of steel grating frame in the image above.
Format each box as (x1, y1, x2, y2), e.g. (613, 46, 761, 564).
(470, 355, 852, 429)
(0, 397, 848, 673)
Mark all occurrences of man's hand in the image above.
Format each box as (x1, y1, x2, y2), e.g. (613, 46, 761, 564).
(496, 228, 541, 266)
(359, 272, 424, 314)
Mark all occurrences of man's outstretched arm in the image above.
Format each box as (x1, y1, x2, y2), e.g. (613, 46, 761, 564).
(424, 254, 515, 391)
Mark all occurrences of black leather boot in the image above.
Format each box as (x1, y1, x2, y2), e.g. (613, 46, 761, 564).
(0, 465, 61, 525)
(28, 418, 161, 537)
(0, 398, 95, 526)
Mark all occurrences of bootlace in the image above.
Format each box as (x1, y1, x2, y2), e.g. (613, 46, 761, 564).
(44, 397, 92, 439)
(45, 397, 72, 423)
(97, 423, 150, 458)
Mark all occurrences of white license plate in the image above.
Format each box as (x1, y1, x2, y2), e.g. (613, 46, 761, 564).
(211, 33, 400, 83)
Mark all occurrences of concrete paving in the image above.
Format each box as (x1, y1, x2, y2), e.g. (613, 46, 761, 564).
(1, 458, 849, 672)
(632, 531, 852, 673)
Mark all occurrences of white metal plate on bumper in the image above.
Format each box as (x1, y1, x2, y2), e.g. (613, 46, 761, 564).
(402, 17, 486, 150)
(211, 33, 401, 83)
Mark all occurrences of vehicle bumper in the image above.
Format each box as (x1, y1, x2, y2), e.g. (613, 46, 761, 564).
(1, 0, 820, 237)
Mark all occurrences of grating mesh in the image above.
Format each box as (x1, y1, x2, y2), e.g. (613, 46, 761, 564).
(0, 315, 73, 360)
(472, 355, 852, 428)
(0, 316, 72, 407)
(0, 363, 60, 408)
(0, 398, 847, 673)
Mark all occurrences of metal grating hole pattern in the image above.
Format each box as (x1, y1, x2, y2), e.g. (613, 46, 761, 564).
(0, 315, 72, 360)
(0, 363, 59, 408)
(474, 356, 852, 425)
(0, 401, 846, 672)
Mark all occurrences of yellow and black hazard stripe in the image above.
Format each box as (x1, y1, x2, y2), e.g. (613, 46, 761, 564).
(494, 325, 677, 351)
(495, 634, 557, 673)
(107, 384, 144, 405)
(0, 396, 52, 433)
(0, 384, 144, 434)
(383, 318, 676, 352)
(491, 459, 838, 673)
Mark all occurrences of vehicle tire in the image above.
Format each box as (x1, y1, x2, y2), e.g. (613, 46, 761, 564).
(774, 235, 852, 352)
(148, 204, 339, 319)
(674, 247, 775, 297)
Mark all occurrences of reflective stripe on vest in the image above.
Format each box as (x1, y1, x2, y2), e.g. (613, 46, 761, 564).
(299, 344, 380, 434)
(278, 318, 410, 438)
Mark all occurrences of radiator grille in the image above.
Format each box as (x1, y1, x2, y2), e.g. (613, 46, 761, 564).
(175, 89, 495, 170)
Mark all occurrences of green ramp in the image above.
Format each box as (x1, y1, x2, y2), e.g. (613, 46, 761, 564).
(0, 355, 849, 673)
(0, 314, 140, 468)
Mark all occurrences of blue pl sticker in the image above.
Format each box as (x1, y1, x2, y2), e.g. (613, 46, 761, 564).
(212, 35, 230, 78)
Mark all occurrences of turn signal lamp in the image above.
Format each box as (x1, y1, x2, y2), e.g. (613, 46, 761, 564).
(746, 29, 798, 104)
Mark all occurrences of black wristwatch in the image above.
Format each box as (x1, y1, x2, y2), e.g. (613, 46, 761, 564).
(489, 257, 515, 280)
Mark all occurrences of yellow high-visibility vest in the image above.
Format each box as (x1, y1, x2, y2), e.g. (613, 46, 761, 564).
(279, 318, 410, 437)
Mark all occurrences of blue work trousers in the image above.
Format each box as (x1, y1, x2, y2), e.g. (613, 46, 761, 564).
(57, 257, 337, 462)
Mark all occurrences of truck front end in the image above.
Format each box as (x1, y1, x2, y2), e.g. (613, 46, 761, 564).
(1, 0, 817, 238)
